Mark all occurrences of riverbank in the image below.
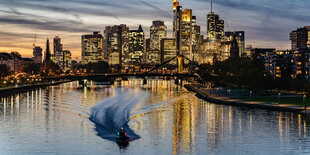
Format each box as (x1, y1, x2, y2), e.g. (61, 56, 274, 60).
(0, 80, 73, 97)
(184, 84, 310, 114)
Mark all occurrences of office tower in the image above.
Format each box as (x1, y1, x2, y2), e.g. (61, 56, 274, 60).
(53, 36, 63, 63)
(44, 38, 51, 62)
(182, 9, 193, 59)
(150, 21, 167, 51)
(58, 50, 72, 72)
(192, 16, 201, 62)
(173, 1, 183, 56)
(224, 31, 245, 57)
(128, 25, 145, 65)
(207, 0, 224, 42)
(33, 46, 42, 63)
(290, 26, 310, 50)
(148, 21, 167, 65)
(307, 26, 310, 48)
(161, 38, 176, 64)
(53, 36, 62, 56)
(229, 33, 240, 58)
(104, 24, 129, 66)
(81, 32, 103, 64)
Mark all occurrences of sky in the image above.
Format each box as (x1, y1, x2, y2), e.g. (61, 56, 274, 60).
(0, 0, 309, 60)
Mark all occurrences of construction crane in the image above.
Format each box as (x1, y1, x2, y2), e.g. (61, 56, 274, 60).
(33, 34, 36, 48)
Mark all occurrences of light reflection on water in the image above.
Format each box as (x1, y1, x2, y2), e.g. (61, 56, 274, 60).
(0, 79, 309, 155)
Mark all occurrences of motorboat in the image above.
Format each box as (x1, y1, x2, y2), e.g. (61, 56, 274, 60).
(116, 127, 129, 141)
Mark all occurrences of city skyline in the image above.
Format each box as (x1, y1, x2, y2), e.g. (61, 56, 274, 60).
(0, 0, 309, 59)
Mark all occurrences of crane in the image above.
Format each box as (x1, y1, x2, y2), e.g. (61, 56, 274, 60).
(33, 34, 36, 48)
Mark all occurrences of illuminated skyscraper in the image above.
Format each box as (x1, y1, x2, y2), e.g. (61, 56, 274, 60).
(44, 38, 51, 62)
(53, 36, 63, 64)
(149, 21, 167, 65)
(161, 38, 176, 65)
(224, 31, 245, 57)
(58, 50, 72, 71)
(207, 0, 224, 42)
(192, 17, 202, 62)
(173, 1, 183, 56)
(182, 9, 193, 59)
(150, 21, 167, 51)
(81, 32, 103, 64)
(128, 25, 145, 65)
(33, 46, 42, 63)
(104, 24, 129, 66)
(53, 36, 62, 56)
(290, 26, 310, 50)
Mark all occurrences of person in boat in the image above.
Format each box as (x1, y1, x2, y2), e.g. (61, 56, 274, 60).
(117, 127, 129, 140)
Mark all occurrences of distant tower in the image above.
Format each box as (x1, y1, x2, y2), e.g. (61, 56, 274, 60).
(207, 0, 224, 41)
(45, 38, 51, 62)
(33, 46, 43, 63)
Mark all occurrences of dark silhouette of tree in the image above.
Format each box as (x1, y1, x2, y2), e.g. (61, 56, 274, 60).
(0, 64, 10, 77)
(23, 63, 40, 75)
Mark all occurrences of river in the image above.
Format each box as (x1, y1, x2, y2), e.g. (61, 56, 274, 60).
(0, 78, 310, 155)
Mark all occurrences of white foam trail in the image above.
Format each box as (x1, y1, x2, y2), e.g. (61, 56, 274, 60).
(89, 88, 149, 140)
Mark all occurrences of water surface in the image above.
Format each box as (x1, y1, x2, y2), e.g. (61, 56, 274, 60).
(0, 79, 310, 155)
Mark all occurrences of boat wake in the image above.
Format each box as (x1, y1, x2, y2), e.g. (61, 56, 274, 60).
(89, 88, 148, 142)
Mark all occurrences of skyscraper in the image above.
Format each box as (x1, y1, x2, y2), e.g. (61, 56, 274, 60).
(225, 31, 245, 57)
(33, 46, 42, 64)
(104, 24, 129, 66)
(150, 21, 167, 51)
(58, 50, 72, 72)
(182, 9, 193, 59)
(148, 21, 167, 65)
(192, 16, 202, 62)
(128, 25, 145, 65)
(81, 32, 103, 64)
(161, 38, 176, 65)
(53, 36, 63, 63)
(44, 38, 51, 62)
(53, 36, 62, 55)
(173, 1, 183, 56)
(207, 0, 224, 42)
(290, 27, 309, 50)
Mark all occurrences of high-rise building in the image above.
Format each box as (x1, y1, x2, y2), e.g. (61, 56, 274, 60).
(81, 32, 103, 64)
(58, 50, 72, 72)
(33, 46, 42, 63)
(173, 1, 183, 56)
(224, 31, 245, 57)
(128, 25, 145, 65)
(290, 26, 310, 50)
(192, 17, 201, 62)
(148, 21, 167, 65)
(150, 21, 167, 51)
(53, 36, 63, 63)
(44, 38, 51, 62)
(182, 9, 193, 60)
(53, 36, 62, 56)
(104, 24, 129, 66)
(161, 38, 176, 65)
(307, 26, 310, 48)
(207, 0, 224, 42)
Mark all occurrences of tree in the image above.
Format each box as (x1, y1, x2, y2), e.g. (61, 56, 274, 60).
(23, 63, 40, 75)
(0, 64, 10, 77)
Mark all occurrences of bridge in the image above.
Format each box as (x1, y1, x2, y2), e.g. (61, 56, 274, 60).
(44, 54, 206, 85)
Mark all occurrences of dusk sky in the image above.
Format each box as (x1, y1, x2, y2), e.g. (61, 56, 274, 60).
(0, 0, 309, 59)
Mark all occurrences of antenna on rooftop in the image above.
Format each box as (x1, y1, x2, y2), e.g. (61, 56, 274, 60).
(211, 0, 213, 12)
